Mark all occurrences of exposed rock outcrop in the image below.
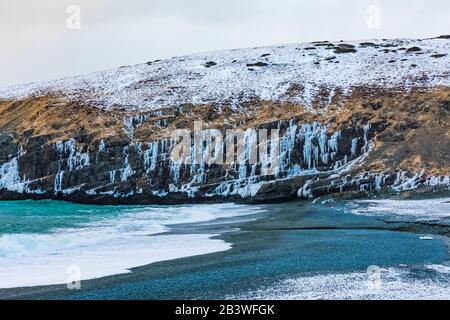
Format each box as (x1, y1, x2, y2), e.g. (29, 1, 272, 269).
(0, 37, 449, 204)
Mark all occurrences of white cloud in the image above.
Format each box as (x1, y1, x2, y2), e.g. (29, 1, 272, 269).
(0, 0, 449, 86)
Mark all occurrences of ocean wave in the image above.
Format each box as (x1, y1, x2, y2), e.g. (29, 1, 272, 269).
(0, 203, 264, 289)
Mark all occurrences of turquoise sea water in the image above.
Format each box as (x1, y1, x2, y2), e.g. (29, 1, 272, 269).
(0, 198, 449, 299)
(0, 200, 129, 234)
(0, 201, 263, 289)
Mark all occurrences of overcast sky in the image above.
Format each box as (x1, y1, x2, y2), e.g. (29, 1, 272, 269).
(0, 0, 449, 86)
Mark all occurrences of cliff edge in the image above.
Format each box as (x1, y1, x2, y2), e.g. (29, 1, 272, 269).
(1, 37, 449, 204)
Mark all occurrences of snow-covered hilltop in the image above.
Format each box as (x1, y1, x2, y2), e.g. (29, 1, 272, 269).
(0, 37, 449, 204)
(0, 37, 449, 111)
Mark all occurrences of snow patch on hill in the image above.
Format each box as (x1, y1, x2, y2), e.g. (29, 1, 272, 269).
(0, 38, 449, 111)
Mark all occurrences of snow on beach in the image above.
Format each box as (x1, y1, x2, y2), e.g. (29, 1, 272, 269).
(348, 198, 450, 222)
(229, 265, 450, 300)
(0, 38, 448, 112)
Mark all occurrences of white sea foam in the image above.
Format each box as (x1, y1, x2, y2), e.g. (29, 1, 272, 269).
(229, 266, 450, 300)
(0, 203, 264, 289)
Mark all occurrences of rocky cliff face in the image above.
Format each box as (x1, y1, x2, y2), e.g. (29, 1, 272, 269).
(0, 37, 449, 204)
